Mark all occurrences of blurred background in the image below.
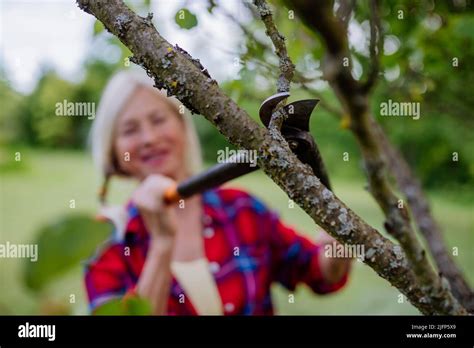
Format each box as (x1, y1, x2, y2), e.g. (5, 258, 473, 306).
(0, 0, 473, 315)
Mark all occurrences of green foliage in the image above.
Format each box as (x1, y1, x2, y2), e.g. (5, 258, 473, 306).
(27, 72, 76, 147)
(0, 79, 24, 146)
(370, 2, 474, 189)
(94, 296, 152, 315)
(93, 19, 105, 36)
(174, 8, 198, 30)
(4, 60, 115, 149)
(23, 214, 110, 292)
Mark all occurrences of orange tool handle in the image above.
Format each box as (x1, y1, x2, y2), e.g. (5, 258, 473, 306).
(163, 183, 181, 204)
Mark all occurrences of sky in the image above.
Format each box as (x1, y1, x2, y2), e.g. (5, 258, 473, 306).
(0, 0, 378, 95)
(0, 0, 250, 94)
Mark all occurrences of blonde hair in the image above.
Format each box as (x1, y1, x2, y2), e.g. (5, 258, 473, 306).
(90, 69, 203, 204)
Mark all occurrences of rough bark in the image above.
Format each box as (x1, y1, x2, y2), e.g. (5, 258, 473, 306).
(373, 120, 474, 311)
(76, 0, 467, 315)
(285, 0, 467, 313)
(253, 0, 295, 93)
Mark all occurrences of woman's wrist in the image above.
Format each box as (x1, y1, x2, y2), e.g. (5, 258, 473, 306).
(149, 235, 175, 256)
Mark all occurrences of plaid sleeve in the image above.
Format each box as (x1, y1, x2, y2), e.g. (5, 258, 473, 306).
(267, 210, 349, 294)
(84, 242, 134, 312)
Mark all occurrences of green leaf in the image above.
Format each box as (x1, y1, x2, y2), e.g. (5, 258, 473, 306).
(93, 298, 124, 315)
(124, 296, 153, 315)
(94, 296, 152, 315)
(174, 8, 198, 30)
(23, 214, 110, 292)
(93, 20, 104, 36)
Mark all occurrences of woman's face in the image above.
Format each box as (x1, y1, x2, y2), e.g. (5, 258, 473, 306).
(114, 86, 187, 181)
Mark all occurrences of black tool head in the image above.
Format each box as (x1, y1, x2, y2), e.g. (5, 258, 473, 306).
(259, 93, 319, 131)
(258, 93, 330, 189)
(259, 92, 290, 122)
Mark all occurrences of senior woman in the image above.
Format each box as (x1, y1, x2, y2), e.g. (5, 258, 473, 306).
(85, 69, 352, 315)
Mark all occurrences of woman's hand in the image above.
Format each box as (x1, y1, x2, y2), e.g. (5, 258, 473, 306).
(132, 174, 178, 314)
(131, 174, 178, 242)
(316, 231, 353, 284)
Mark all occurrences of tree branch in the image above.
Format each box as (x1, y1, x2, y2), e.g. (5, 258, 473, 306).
(362, 0, 382, 93)
(253, 0, 295, 94)
(253, 0, 296, 132)
(336, 0, 355, 29)
(372, 119, 474, 311)
(287, 0, 472, 311)
(285, 0, 467, 314)
(77, 0, 466, 315)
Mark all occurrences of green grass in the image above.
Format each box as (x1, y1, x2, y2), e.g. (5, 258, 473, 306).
(0, 148, 472, 315)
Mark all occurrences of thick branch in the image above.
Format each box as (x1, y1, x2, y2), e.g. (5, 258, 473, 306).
(77, 0, 466, 315)
(286, 0, 466, 314)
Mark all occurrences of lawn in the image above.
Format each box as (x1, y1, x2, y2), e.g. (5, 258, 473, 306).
(0, 149, 472, 314)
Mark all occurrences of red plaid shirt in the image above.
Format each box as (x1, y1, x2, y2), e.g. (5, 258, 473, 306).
(84, 188, 349, 315)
